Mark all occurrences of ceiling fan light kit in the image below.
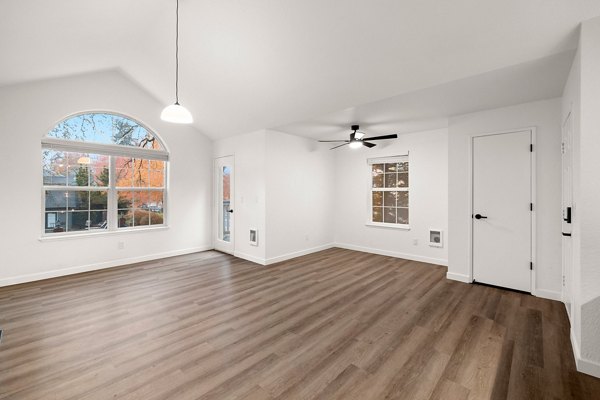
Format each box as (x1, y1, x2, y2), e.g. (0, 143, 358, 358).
(318, 125, 398, 150)
(161, 0, 193, 124)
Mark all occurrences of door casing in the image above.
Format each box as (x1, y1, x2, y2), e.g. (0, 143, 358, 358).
(214, 155, 235, 254)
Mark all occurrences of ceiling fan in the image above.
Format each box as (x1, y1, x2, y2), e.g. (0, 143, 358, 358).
(318, 125, 398, 150)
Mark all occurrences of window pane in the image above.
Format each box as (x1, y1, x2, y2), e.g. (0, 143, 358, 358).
(384, 207, 396, 224)
(385, 163, 397, 173)
(372, 207, 383, 223)
(133, 191, 150, 209)
(397, 208, 409, 224)
(118, 210, 133, 228)
(149, 191, 164, 225)
(68, 165, 89, 186)
(149, 160, 165, 188)
(89, 211, 108, 230)
(398, 173, 409, 188)
(118, 191, 133, 209)
(43, 150, 67, 186)
(67, 211, 89, 231)
(45, 211, 67, 233)
(67, 191, 88, 210)
(372, 164, 384, 188)
(116, 157, 134, 187)
(90, 167, 109, 187)
(133, 159, 150, 188)
(385, 173, 397, 188)
(398, 161, 408, 173)
(90, 191, 108, 210)
(134, 209, 150, 226)
(373, 174, 384, 188)
(45, 190, 67, 211)
(372, 191, 383, 207)
(383, 191, 397, 207)
(398, 191, 409, 207)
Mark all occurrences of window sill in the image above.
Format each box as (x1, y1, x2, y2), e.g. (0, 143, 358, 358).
(365, 222, 411, 230)
(39, 225, 169, 241)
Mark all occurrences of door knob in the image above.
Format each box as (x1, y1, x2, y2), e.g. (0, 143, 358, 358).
(474, 214, 487, 219)
(228, 209, 234, 213)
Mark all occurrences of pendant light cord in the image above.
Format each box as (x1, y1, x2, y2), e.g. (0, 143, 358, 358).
(175, 0, 180, 105)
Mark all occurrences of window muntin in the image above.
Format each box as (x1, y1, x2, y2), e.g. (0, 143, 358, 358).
(42, 113, 167, 236)
(370, 157, 409, 226)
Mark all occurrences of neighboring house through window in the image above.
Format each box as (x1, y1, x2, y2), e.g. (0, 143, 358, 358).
(369, 156, 409, 226)
(42, 112, 168, 235)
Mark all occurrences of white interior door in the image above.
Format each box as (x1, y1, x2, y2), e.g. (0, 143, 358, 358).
(562, 114, 574, 318)
(214, 156, 234, 254)
(472, 130, 532, 292)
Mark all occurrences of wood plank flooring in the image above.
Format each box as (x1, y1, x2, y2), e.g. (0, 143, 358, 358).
(0, 248, 599, 399)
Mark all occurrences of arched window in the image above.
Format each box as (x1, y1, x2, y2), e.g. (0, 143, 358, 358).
(42, 112, 168, 235)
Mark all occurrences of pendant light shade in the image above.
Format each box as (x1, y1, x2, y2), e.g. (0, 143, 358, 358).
(161, 103, 193, 124)
(162, 0, 193, 124)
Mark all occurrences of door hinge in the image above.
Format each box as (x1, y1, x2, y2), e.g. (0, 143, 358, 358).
(530, 144, 533, 152)
(530, 203, 533, 211)
(530, 262, 533, 270)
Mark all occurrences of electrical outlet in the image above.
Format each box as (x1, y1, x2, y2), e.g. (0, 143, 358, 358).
(118, 241, 125, 250)
(413, 239, 418, 246)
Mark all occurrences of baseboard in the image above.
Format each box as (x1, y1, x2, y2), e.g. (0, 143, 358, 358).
(334, 242, 448, 266)
(446, 272, 472, 283)
(265, 243, 335, 265)
(233, 251, 267, 266)
(533, 289, 562, 302)
(0, 245, 213, 287)
(571, 328, 600, 378)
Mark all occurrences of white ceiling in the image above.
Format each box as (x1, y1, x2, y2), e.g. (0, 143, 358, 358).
(1, 1, 599, 139)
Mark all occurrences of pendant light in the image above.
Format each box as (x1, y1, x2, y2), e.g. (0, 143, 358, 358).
(161, 0, 193, 124)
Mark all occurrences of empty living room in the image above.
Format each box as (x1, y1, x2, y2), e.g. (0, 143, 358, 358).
(2, 1, 600, 399)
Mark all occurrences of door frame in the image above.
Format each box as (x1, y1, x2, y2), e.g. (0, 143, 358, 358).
(213, 155, 235, 254)
(467, 127, 536, 294)
(561, 110, 574, 318)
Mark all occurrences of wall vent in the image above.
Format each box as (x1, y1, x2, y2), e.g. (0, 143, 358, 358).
(249, 229, 258, 246)
(429, 229, 443, 248)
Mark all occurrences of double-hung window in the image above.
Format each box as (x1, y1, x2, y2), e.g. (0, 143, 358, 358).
(42, 112, 168, 236)
(369, 156, 409, 227)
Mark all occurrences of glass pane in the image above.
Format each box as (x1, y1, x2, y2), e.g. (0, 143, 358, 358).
(133, 159, 150, 188)
(385, 163, 397, 173)
(42, 150, 67, 186)
(45, 190, 67, 211)
(398, 172, 409, 188)
(397, 161, 408, 173)
(372, 191, 383, 207)
(67, 211, 89, 232)
(372, 164, 384, 188)
(67, 191, 88, 210)
(90, 191, 108, 210)
(372, 207, 383, 223)
(372, 164, 384, 175)
(68, 165, 89, 186)
(89, 211, 108, 230)
(372, 174, 384, 188)
(149, 160, 165, 188)
(118, 191, 133, 209)
(148, 191, 164, 225)
(384, 191, 397, 207)
(133, 191, 150, 209)
(398, 191, 409, 207)
(222, 166, 231, 242)
(385, 173, 397, 188)
(118, 210, 133, 228)
(397, 208, 409, 224)
(115, 157, 134, 187)
(134, 209, 150, 226)
(384, 207, 396, 224)
(45, 211, 67, 233)
(90, 167, 109, 187)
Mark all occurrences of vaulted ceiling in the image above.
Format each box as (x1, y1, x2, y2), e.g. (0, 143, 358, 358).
(1, 0, 599, 139)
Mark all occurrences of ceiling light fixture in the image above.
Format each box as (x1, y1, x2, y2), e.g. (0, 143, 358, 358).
(348, 140, 363, 149)
(161, 0, 193, 124)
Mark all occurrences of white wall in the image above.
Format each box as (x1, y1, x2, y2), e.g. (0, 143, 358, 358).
(213, 130, 267, 263)
(333, 129, 449, 265)
(0, 70, 213, 286)
(448, 98, 563, 299)
(265, 130, 335, 263)
(564, 16, 600, 377)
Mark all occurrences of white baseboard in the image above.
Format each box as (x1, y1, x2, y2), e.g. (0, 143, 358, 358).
(571, 328, 600, 378)
(446, 272, 472, 283)
(533, 289, 562, 302)
(0, 245, 213, 287)
(334, 242, 448, 266)
(265, 243, 335, 265)
(233, 251, 267, 265)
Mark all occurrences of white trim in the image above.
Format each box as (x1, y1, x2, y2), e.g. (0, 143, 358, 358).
(334, 242, 447, 266)
(365, 222, 410, 230)
(468, 127, 536, 292)
(0, 246, 212, 287)
(533, 289, 562, 302)
(39, 225, 169, 241)
(233, 251, 266, 265)
(265, 243, 335, 265)
(446, 272, 472, 283)
(42, 137, 169, 161)
(571, 328, 600, 378)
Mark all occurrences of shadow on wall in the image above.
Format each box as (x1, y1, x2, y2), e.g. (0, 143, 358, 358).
(581, 296, 600, 363)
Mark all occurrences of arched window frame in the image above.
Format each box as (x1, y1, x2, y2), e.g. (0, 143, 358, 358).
(41, 112, 169, 237)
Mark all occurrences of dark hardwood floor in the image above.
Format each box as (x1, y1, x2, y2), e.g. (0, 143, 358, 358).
(0, 248, 599, 399)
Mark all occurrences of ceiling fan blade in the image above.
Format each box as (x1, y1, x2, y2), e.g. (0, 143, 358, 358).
(350, 132, 356, 141)
(363, 141, 377, 148)
(330, 143, 349, 150)
(318, 140, 350, 142)
(362, 134, 398, 141)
